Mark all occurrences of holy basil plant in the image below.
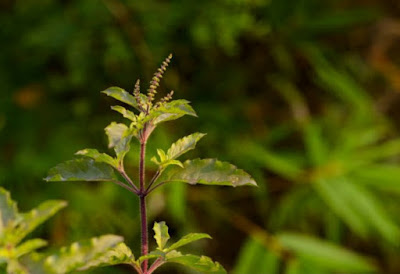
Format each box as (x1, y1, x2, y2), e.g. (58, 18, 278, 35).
(45, 54, 257, 274)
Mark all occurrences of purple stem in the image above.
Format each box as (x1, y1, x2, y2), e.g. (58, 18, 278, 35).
(139, 141, 149, 273)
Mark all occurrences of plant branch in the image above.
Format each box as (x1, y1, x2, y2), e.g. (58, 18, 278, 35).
(147, 181, 168, 194)
(111, 180, 138, 194)
(119, 168, 140, 192)
(145, 169, 161, 193)
(147, 258, 165, 274)
(132, 263, 143, 274)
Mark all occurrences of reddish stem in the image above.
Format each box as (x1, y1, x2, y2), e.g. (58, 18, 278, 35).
(139, 140, 149, 273)
(139, 195, 148, 273)
(147, 258, 164, 274)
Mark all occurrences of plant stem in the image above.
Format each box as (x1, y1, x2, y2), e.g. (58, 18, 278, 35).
(139, 140, 149, 273)
(147, 258, 164, 274)
(139, 195, 148, 273)
(111, 180, 137, 193)
(120, 168, 140, 193)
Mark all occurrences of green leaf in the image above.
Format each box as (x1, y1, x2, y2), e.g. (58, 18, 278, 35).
(150, 100, 197, 125)
(166, 250, 226, 274)
(337, 180, 400, 243)
(314, 178, 400, 243)
(111, 105, 137, 122)
(101, 87, 139, 109)
(157, 149, 167, 163)
(233, 238, 279, 274)
(104, 122, 132, 161)
(105, 122, 129, 149)
(304, 46, 370, 112)
(162, 159, 184, 169)
(10, 200, 67, 245)
(152, 149, 184, 169)
(351, 164, 400, 194)
(313, 179, 368, 237)
(241, 143, 303, 181)
(77, 243, 136, 271)
(153, 222, 170, 251)
(167, 133, 206, 160)
(156, 158, 257, 187)
(165, 233, 211, 252)
(14, 239, 47, 258)
(75, 149, 118, 168)
(303, 122, 327, 166)
(277, 233, 376, 273)
(0, 187, 18, 233)
(45, 158, 117, 182)
(352, 138, 400, 163)
(44, 235, 123, 274)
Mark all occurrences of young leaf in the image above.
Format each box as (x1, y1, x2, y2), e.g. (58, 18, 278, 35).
(111, 105, 137, 122)
(167, 133, 206, 160)
(10, 200, 67, 245)
(277, 232, 376, 273)
(156, 158, 257, 187)
(153, 222, 170, 250)
(14, 239, 47, 258)
(166, 250, 226, 274)
(44, 235, 123, 274)
(0, 187, 18, 233)
(165, 233, 211, 252)
(150, 100, 197, 125)
(45, 158, 117, 182)
(157, 149, 167, 163)
(101, 87, 140, 110)
(151, 149, 184, 170)
(75, 149, 118, 168)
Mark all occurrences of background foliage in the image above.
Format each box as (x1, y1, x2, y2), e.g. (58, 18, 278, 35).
(2, 0, 400, 273)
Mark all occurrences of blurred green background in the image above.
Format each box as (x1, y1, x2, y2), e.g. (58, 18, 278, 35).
(2, 0, 400, 273)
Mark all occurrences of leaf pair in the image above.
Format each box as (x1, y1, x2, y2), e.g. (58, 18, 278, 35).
(147, 221, 226, 274)
(46, 132, 257, 189)
(151, 132, 206, 169)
